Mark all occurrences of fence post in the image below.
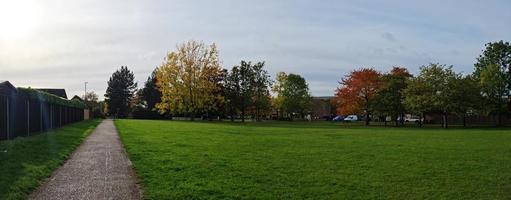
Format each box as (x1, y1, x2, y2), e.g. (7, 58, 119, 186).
(6, 97, 9, 140)
(27, 100, 30, 136)
(40, 102, 42, 132)
(50, 104, 53, 129)
(59, 106, 62, 127)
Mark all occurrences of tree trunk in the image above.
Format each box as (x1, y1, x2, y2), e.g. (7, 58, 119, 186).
(498, 112, 502, 127)
(241, 108, 245, 122)
(400, 113, 405, 126)
(442, 113, 448, 128)
(462, 114, 467, 127)
(256, 106, 260, 122)
(365, 112, 370, 126)
(419, 112, 424, 128)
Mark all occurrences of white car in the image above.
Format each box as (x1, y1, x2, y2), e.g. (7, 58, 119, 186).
(343, 115, 358, 122)
(398, 116, 422, 123)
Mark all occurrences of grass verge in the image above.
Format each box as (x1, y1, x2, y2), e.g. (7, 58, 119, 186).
(0, 119, 101, 200)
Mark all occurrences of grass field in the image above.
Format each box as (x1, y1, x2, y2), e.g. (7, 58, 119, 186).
(0, 119, 101, 200)
(116, 119, 511, 199)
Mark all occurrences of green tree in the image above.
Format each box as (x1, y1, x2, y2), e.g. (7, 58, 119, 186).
(252, 62, 272, 121)
(448, 75, 481, 127)
(225, 61, 256, 122)
(403, 63, 456, 128)
(82, 91, 102, 118)
(372, 67, 412, 126)
(141, 69, 162, 112)
(474, 41, 511, 90)
(105, 66, 137, 118)
(479, 63, 508, 126)
(280, 73, 312, 119)
(271, 72, 287, 119)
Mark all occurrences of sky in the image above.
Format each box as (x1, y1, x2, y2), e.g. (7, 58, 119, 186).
(0, 0, 510, 99)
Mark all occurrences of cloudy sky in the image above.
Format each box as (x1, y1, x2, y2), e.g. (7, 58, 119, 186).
(1, 0, 510, 99)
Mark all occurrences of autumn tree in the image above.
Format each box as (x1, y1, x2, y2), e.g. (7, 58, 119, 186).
(372, 67, 412, 126)
(105, 66, 137, 118)
(155, 41, 224, 120)
(333, 68, 382, 125)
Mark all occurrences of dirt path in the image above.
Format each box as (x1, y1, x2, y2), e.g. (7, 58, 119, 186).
(29, 119, 142, 200)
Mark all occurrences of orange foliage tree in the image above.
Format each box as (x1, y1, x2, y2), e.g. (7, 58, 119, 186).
(332, 68, 382, 125)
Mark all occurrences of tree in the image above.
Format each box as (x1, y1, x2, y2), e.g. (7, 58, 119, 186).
(271, 72, 287, 119)
(225, 61, 256, 122)
(82, 91, 99, 109)
(474, 41, 511, 126)
(474, 41, 511, 90)
(478, 63, 508, 126)
(333, 68, 382, 125)
(82, 91, 102, 118)
(141, 69, 162, 112)
(252, 62, 272, 121)
(403, 63, 457, 128)
(372, 67, 412, 126)
(155, 41, 223, 120)
(208, 68, 228, 120)
(105, 66, 137, 118)
(280, 73, 312, 119)
(448, 75, 481, 127)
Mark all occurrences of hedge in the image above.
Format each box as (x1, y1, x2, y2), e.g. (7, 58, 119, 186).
(16, 87, 85, 108)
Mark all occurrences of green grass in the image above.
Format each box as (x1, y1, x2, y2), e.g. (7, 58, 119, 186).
(115, 119, 511, 199)
(0, 119, 101, 200)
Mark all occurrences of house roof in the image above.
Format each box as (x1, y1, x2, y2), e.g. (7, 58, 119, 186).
(0, 81, 17, 96)
(71, 95, 83, 101)
(35, 88, 68, 99)
(312, 96, 334, 101)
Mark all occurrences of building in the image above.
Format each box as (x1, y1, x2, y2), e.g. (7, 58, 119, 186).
(310, 96, 336, 120)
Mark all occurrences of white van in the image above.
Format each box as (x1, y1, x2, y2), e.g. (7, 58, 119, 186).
(343, 115, 358, 122)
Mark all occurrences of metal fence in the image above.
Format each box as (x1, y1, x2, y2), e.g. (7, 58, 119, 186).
(0, 89, 85, 140)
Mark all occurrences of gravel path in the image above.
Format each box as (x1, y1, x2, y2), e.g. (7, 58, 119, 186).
(29, 119, 142, 200)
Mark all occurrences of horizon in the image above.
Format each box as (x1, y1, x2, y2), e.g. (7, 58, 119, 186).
(1, 0, 510, 99)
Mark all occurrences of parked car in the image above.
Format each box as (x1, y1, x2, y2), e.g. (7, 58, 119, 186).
(332, 115, 344, 122)
(343, 115, 358, 122)
(405, 116, 422, 123)
(398, 116, 422, 123)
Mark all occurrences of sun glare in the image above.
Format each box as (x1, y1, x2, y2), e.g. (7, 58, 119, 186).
(0, 0, 42, 39)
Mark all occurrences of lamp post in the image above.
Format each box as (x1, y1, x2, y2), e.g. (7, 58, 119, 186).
(84, 82, 88, 101)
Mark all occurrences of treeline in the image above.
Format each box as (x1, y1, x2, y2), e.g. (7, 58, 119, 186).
(104, 40, 511, 127)
(333, 40, 511, 127)
(105, 41, 311, 121)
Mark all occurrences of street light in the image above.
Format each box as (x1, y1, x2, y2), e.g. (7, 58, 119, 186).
(84, 82, 88, 101)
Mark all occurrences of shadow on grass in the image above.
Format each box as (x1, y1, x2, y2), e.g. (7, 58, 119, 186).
(0, 119, 101, 200)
